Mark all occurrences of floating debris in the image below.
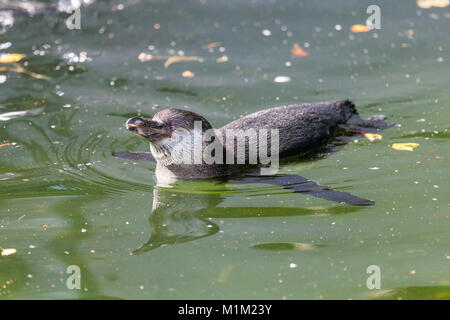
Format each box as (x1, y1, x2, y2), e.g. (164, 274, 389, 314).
(0, 62, 51, 80)
(0, 53, 23, 63)
(350, 24, 371, 33)
(364, 133, 382, 142)
(392, 142, 420, 151)
(1, 248, 17, 256)
(216, 55, 228, 63)
(137, 54, 203, 69)
(203, 42, 221, 49)
(291, 43, 309, 58)
(62, 51, 91, 64)
(137, 53, 170, 62)
(273, 76, 291, 83)
(181, 70, 195, 78)
(416, 0, 449, 8)
(137, 52, 153, 62)
(262, 29, 272, 36)
(164, 56, 202, 69)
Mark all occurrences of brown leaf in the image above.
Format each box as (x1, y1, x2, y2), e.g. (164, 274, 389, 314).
(0, 63, 51, 80)
(203, 42, 221, 49)
(291, 43, 309, 58)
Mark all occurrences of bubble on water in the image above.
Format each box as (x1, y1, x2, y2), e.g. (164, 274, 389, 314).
(62, 51, 92, 64)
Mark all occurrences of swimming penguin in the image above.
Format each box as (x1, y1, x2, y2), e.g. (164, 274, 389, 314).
(115, 99, 391, 206)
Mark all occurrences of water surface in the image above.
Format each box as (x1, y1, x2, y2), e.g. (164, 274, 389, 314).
(0, 0, 449, 299)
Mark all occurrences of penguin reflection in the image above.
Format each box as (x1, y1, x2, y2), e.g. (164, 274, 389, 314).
(131, 175, 368, 255)
(132, 186, 221, 255)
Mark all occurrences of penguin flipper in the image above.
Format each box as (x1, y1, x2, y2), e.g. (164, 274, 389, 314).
(235, 174, 375, 206)
(112, 151, 156, 162)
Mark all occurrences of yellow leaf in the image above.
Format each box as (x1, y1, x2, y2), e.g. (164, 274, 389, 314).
(392, 142, 420, 151)
(181, 70, 195, 78)
(350, 24, 371, 33)
(216, 55, 228, 63)
(417, 0, 449, 8)
(364, 133, 382, 142)
(1, 248, 17, 256)
(0, 53, 24, 63)
(164, 56, 201, 69)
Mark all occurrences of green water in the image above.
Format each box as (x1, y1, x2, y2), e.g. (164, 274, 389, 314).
(0, 0, 449, 299)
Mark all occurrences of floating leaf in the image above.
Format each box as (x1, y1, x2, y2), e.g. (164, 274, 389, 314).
(216, 55, 228, 63)
(1, 248, 17, 256)
(0, 53, 24, 63)
(164, 56, 201, 69)
(181, 70, 195, 78)
(203, 42, 221, 49)
(0, 63, 51, 80)
(350, 24, 371, 33)
(416, 0, 449, 8)
(392, 142, 420, 151)
(364, 133, 382, 142)
(291, 43, 309, 58)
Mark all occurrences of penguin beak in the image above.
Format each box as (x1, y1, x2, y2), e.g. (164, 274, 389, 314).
(126, 117, 169, 141)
